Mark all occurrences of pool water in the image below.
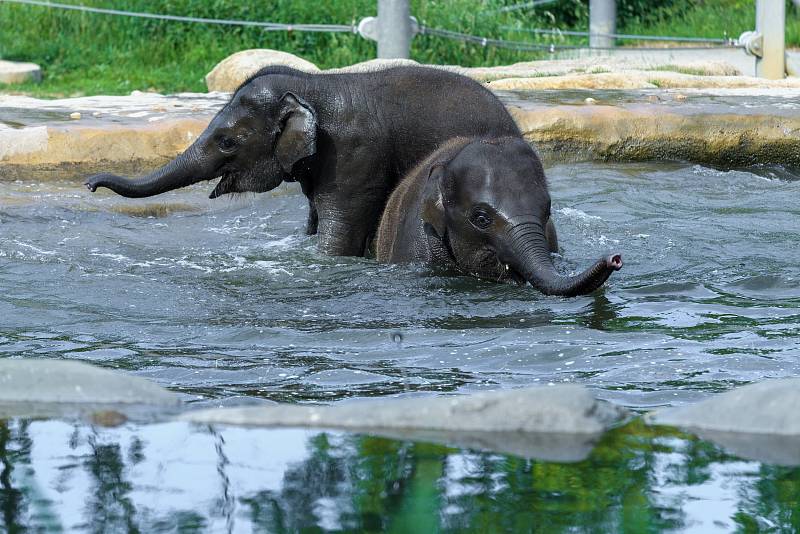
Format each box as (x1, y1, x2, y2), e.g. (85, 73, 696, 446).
(1, 161, 799, 531)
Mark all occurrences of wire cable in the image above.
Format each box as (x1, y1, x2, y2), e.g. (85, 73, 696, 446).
(502, 25, 732, 44)
(0, 0, 356, 32)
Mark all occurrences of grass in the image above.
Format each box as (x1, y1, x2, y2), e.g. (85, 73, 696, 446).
(1, 0, 798, 97)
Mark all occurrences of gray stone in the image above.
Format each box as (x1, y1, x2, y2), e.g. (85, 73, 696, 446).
(646, 379, 800, 465)
(327, 58, 420, 74)
(646, 379, 800, 435)
(183, 386, 627, 460)
(0, 359, 180, 418)
(689, 430, 800, 467)
(205, 49, 319, 92)
(0, 60, 42, 85)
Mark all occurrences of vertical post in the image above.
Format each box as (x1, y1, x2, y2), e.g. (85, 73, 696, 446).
(756, 0, 785, 79)
(589, 0, 616, 49)
(377, 0, 411, 59)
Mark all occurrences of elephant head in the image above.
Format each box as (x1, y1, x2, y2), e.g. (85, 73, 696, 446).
(422, 138, 622, 297)
(84, 75, 317, 199)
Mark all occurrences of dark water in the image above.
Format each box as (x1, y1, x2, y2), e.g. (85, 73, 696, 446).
(2, 161, 800, 531)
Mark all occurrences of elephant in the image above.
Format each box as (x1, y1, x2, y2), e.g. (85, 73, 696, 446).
(84, 65, 521, 257)
(375, 137, 623, 296)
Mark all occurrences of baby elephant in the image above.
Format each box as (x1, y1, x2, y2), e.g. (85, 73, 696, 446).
(375, 137, 622, 296)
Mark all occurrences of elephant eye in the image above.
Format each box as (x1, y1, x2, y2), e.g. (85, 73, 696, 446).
(469, 208, 493, 229)
(217, 136, 238, 152)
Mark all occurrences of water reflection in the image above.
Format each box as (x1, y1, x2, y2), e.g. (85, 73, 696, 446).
(0, 419, 797, 532)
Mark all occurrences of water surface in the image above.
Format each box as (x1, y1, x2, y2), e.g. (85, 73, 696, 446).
(2, 162, 798, 407)
(1, 161, 799, 531)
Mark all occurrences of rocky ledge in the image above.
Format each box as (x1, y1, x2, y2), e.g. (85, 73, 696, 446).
(3, 87, 800, 180)
(1, 358, 798, 465)
(3, 52, 800, 179)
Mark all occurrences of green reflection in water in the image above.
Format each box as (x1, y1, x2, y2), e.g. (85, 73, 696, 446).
(0, 419, 798, 533)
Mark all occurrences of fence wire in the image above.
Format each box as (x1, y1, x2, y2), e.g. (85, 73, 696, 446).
(0, 0, 357, 32)
(421, 26, 740, 52)
(1, 0, 743, 52)
(502, 26, 733, 44)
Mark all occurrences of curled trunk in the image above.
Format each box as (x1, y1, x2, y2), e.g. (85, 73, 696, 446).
(505, 218, 622, 297)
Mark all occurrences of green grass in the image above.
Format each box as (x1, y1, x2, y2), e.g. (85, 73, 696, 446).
(1, 0, 798, 97)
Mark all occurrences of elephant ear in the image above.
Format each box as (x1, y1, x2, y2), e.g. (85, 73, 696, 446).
(276, 92, 317, 173)
(421, 163, 447, 238)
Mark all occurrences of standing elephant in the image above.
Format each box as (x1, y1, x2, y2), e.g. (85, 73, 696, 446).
(375, 137, 623, 296)
(84, 66, 520, 257)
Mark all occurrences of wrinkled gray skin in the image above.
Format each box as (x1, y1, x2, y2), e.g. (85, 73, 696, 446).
(376, 137, 622, 297)
(84, 66, 521, 257)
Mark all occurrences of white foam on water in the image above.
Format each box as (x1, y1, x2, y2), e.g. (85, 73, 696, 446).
(556, 207, 602, 221)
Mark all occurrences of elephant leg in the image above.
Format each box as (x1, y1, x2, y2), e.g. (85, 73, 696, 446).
(316, 216, 371, 256)
(305, 199, 319, 236)
(315, 197, 386, 257)
(545, 218, 559, 253)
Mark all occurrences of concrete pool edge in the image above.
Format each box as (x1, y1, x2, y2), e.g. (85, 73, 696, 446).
(3, 90, 800, 181)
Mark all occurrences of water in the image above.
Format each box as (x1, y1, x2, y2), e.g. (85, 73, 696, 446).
(2, 161, 799, 530)
(1, 420, 798, 532)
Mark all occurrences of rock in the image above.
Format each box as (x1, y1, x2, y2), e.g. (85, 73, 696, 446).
(182, 386, 627, 460)
(0, 117, 212, 181)
(507, 102, 800, 167)
(490, 72, 658, 90)
(0, 59, 42, 85)
(328, 58, 420, 73)
(489, 71, 800, 91)
(646, 379, 800, 465)
(69, 112, 81, 120)
(109, 202, 199, 218)
(687, 431, 800, 467)
(0, 359, 180, 419)
(5, 89, 800, 180)
(205, 49, 319, 92)
(584, 97, 597, 105)
(646, 379, 800, 435)
(459, 57, 741, 83)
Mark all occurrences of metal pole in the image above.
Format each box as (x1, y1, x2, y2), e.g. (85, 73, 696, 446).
(377, 0, 412, 59)
(756, 0, 785, 79)
(589, 0, 616, 49)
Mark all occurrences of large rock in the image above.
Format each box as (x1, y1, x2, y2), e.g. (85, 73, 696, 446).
(0, 359, 180, 419)
(646, 379, 800, 435)
(0, 59, 42, 84)
(184, 385, 625, 433)
(646, 379, 800, 466)
(508, 101, 800, 167)
(205, 49, 319, 92)
(183, 386, 627, 461)
(328, 58, 420, 73)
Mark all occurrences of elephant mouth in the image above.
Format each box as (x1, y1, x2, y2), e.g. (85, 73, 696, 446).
(501, 263, 527, 285)
(209, 173, 235, 199)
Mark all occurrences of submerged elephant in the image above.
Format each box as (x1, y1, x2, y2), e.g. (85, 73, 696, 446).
(375, 137, 622, 296)
(84, 66, 520, 256)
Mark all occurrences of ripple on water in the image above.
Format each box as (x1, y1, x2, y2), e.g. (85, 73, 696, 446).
(1, 164, 799, 408)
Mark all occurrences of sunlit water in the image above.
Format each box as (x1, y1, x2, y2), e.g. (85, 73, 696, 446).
(2, 161, 799, 531)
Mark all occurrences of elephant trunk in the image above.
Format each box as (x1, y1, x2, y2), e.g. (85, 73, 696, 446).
(503, 217, 622, 297)
(84, 144, 211, 198)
